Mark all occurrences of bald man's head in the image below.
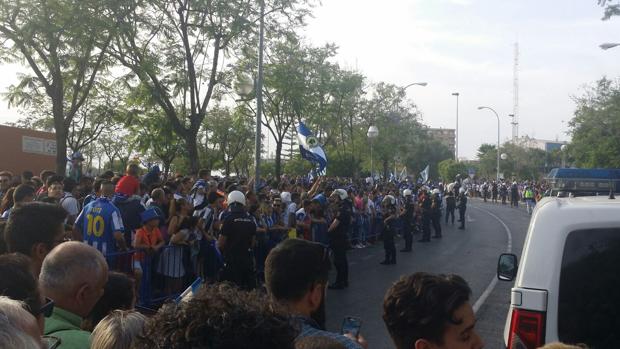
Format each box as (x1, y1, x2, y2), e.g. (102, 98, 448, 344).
(39, 242, 108, 318)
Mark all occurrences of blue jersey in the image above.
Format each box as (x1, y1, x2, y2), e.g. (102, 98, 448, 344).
(75, 197, 124, 255)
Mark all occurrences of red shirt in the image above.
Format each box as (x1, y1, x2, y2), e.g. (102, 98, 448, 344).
(115, 175, 140, 196)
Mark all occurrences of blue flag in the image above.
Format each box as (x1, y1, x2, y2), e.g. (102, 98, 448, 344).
(297, 122, 327, 175)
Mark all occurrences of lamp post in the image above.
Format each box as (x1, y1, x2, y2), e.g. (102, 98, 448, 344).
(403, 82, 428, 89)
(478, 106, 501, 182)
(253, 0, 266, 192)
(367, 125, 379, 180)
(600, 43, 620, 50)
(452, 92, 460, 161)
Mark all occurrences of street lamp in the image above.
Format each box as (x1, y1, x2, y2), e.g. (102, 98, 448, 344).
(254, 0, 266, 191)
(478, 106, 501, 182)
(452, 92, 460, 161)
(367, 125, 379, 180)
(600, 43, 620, 50)
(403, 82, 428, 89)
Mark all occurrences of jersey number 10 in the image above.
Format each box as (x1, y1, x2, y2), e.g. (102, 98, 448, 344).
(86, 214, 105, 237)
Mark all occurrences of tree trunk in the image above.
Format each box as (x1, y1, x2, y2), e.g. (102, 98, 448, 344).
(185, 130, 200, 175)
(275, 141, 283, 180)
(53, 102, 68, 175)
(383, 159, 389, 183)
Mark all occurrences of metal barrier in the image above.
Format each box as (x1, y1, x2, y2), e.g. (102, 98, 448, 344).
(104, 244, 195, 307)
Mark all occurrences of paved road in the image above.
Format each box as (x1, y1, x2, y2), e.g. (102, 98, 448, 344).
(325, 199, 531, 349)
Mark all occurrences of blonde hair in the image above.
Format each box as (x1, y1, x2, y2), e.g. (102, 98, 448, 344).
(90, 310, 146, 349)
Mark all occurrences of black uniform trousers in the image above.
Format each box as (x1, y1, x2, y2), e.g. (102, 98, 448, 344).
(402, 219, 413, 250)
(383, 230, 396, 263)
(458, 208, 466, 228)
(331, 244, 348, 286)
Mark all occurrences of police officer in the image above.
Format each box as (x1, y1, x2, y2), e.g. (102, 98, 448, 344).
(457, 188, 468, 230)
(217, 190, 257, 290)
(381, 195, 398, 265)
(445, 190, 456, 225)
(400, 189, 415, 252)
(327, 189, 352, 289)
(430, 189, 442, 238)
(418, 188, 432, 243)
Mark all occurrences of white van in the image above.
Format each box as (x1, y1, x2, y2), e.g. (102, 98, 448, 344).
(497, 195, 620, 348)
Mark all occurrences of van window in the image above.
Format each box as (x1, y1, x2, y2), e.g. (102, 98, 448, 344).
(558, 228, 620, 347)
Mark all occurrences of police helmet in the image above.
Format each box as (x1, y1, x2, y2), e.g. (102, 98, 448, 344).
(382, 195, 396, 206)
(403, 189, 412, 197)
(331, 189, 348, 200)
(227, 190, 246, 206)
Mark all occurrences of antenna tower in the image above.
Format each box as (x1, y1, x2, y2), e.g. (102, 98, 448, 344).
(511, 42, 519, 143)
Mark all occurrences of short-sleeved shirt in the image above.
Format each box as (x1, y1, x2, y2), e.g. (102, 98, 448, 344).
(330, 200, 352, 247)
(220, 210, 256, 262)
(60, 193, 80, 217)
(75, 197, 124, 255)
(134, 226, 163, 262)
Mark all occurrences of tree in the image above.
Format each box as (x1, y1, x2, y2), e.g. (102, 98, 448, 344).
(598, 0, 620, 19)
(110, 0, 311, 174)
(438, 159, 468, 182)
(130, 110, 183, 177)
(569, 77, 620, 168)
(208, 107, 254, 176)
(0, 0, 130, 174)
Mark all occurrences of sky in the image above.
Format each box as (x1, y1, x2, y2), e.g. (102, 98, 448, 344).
(300, 0, 620, 159)
(0, 0, 619, 160)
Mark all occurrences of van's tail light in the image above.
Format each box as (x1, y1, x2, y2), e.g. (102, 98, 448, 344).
(507, 309, 546, 349)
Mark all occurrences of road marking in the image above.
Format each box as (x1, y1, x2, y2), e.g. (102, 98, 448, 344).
(470, 205, 513, 314)
(467, 214, 475, 223)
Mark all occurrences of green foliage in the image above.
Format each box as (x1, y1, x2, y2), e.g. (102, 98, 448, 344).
(111, 0, 312, 173)
(283, 155, 314, 176)
(569, 77, 620, 168)
(598, 0, 620, 19)
(476, 141, 548, 180)
(438, 159, 468, 182)
(0, 0, 130, 173)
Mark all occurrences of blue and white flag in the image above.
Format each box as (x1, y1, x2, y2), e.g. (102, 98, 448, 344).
(420, 164, 430, 183)
(297, 122, 327, 175)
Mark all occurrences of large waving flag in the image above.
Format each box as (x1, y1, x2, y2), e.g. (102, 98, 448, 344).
(420, 164, 430, 184)
(297, 122, 327, 175)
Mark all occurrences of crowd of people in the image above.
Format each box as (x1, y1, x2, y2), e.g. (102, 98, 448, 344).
(0, 166, 584, 349)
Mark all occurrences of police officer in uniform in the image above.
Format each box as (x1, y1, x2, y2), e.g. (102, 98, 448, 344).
(418, 188, 432, 242)
(217, 190, 257, 290)
(400, 189, 414, 252)
(457, 188, 468, 230)
(380, 195, 398, 265)
(327, 189, 352, 289)
(431, 189, 442, 238)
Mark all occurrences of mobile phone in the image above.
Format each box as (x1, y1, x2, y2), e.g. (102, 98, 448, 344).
(341, 316, 362, 338)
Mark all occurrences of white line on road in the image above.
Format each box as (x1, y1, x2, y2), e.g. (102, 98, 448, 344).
(467, 214, 475, 223)
(470, 205, 513, 314)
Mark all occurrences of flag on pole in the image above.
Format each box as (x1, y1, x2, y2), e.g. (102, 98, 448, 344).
(420, 164, 430, 183)
(297, 122, 327, 175)
(398, 167, 407, 181)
